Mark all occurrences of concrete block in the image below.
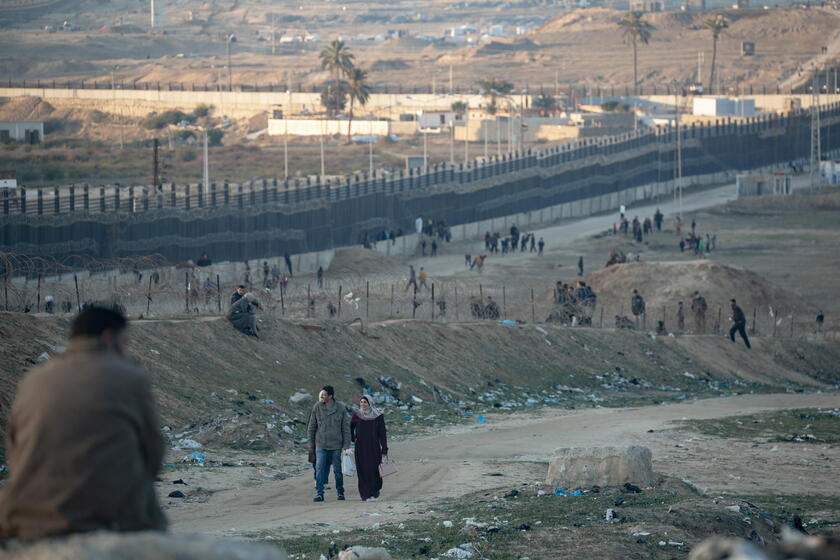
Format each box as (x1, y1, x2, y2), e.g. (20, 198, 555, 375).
(545, 446, 654, 488)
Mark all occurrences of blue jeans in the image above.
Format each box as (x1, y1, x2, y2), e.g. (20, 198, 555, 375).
(315, 447, 344, 497)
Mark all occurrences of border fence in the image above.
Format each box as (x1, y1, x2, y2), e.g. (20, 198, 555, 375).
(3, 103, 840, 266)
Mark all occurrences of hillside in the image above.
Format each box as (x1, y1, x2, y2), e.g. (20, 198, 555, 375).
(2, 311, 838, 462)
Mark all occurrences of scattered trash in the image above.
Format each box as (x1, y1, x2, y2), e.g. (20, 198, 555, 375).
(498, 320, 516, 326)
(613, 497, 625, 507)
(168, 490, 186, 498)
(623, 482, 642, 494)
(476, 415, 486, 423)
(535, 327, 548, 335)
(605, 508, 615, 521)
(788, 434, 817, 442)
(172, 479, 187, 485)
(36, 352, 51, 362)
(182, 451, 205, 466)
(632, 531, 651, 537)
(150, 349, 160, 355)
(504, 489, 520, 498)
(725, 505, 742, 513)
(283, 425, 294, 434)
(261, 399, 275, 404)
(176, 438, 202, 450)
(683, 372, 696, 379)
(0, 465, 8, 473)
(554, 488, 583, 497)
(517, 523, 531, 531)
(412, 395, 423, 403)
(442, 520, 454, 528)
(658, 541, 684, 547)
(290, 391, 313, 404)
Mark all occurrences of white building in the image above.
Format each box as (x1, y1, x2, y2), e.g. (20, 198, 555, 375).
(693, 97, 755, 117)
(0, 121, 44, 143)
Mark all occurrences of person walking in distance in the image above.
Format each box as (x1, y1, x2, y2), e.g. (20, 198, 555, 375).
(0, 306, 167, 539)
(317, 265, 324, 288)
(676, 301, 686, 332)
(537, 237, 545, 256)
(630, 289, 646, 330)
(405, 265, 418, 292)
(691, 290, 708, 334)
(284, 252, 294, 277)
(578, 256, 584, 276)
(729, 298, 751, 349)
(308, 385, 351, 502)
(350, 395, 389, 501)
(418, 267, 429, 291)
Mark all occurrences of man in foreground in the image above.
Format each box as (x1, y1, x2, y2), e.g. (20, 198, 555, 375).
(0, 306, 166, 540)
(307, 385, 351, 502)
(729, 298, 751, 349)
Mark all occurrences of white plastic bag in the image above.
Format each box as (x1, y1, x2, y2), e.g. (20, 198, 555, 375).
(341, 449, 356, 477)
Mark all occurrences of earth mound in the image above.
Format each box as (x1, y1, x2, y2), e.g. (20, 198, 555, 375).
(581, 260, 814, 316)
(0, 97, 55, 120)
(327, 247, 404, 278)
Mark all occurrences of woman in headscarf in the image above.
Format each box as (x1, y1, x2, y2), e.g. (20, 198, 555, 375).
(350, 394, 388, 501)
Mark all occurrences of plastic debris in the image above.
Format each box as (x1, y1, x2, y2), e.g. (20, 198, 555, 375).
(476, 415, 486, 423)
(289, 391, 312, 404)
(442, 520, 454, 528)
(177, 438, 202, 449)
(168, 490, 186, 498)
(182, 451, 205, 465)
(498, 319, 516, 326)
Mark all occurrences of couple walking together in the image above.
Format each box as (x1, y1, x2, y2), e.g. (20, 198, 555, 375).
(307, 386, 389, 502)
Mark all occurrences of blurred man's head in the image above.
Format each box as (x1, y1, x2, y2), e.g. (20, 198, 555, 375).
(236, 285, 246, 295)
(321, 385, 335, 404)
(70, 306, 128, 355)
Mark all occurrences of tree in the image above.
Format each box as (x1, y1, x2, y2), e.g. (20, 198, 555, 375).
(705, 15, 729, 95)
(618, 11, 653, 95)
(533, 91, 557, 117)
(477, 77, 514, 114)
(450, 100, 468, 116)
(346, 67, 372, 142)
(319, 40, 355, 116)
(319, 80, 348, 114)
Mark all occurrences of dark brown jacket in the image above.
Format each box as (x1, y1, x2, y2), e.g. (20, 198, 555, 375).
(0, 337, 167, 540)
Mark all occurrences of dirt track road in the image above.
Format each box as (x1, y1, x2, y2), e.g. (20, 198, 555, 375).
(168, 392, 840, 537)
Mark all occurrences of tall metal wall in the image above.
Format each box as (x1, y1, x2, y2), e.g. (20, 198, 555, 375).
(1, 106, 837, 267)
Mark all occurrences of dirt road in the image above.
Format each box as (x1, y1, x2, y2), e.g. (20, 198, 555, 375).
(168, 392, 840, 537)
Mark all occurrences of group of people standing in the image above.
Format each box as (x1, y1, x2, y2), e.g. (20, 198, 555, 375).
(483, 225, 545, 256)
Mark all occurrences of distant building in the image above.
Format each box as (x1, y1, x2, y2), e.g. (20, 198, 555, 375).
(693, 97, 755, 117)
(0, 121, 44, 144)
(629, 0, 664, 12)
(736, 172, 791, 198)
(684, 0, 706, 10)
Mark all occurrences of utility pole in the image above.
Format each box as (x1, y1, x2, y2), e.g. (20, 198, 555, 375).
(203, 129, 209, 188)
(449, 64, 453, 94)
(150, 0, 155, 29)
(672, 81, 683, 218)
(422, 130, 428, 172)
(811, 76, 821, 192)
(283, 121, 289, 179)
(227, 34, 234, 92)
(153, 138, 160, 188)
(271, 14, 276, 56)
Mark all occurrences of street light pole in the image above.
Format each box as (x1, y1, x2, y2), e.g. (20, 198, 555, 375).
(227, 35, 233, 92)
(672, 81, 683, 218)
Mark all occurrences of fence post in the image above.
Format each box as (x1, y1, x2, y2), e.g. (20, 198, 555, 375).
(789, 316, 794, 338)
(36, 273, 41, 312)
(74, 274, 81, 311)
(338, 285, 342, 318)
(184, 272, 189, 312)
(280, 283, 285, 315)
(145, 274, 153, 316)
(502, 285, 506, 319)
(751, 307, 756, 335)
(307, 284, 312, 318)
(531, 288, 535, 323)
(454, 286, 459, 321)
(772, 309, 778, 337)
(366, 281, 370, 319)
(412, 284, 417, 319)
(431, 283, 435, 320)
(390, 284, 394, 318)
(600, 307, 604, 328)
(479, 284, 483, 302)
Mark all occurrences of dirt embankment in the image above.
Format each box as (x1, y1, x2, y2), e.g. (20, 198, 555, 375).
(2, 311, 839, 460)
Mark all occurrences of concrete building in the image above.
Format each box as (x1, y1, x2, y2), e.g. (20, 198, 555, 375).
(629, 0, 664, 12)
(0, 121, 44, 143)
(736, 172, 791, 198)
(693, 97, 755, 117)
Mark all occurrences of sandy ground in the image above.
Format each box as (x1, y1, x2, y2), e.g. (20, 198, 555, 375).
(167, 392, 840, 538)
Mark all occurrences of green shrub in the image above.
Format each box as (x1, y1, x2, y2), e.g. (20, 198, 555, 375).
(142, 110, 189, 130)
(191, 104, 212, 118)
(207, 129, 224, 146)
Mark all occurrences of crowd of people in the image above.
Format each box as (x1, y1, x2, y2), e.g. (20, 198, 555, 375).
(482, 225, 545, 257)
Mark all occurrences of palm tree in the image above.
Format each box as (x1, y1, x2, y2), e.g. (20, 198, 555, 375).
(533, 91, 557, 117)
(319, 40, 355, 115)
(705, 15, 729, 95)
(618, 11, 653, 95)
(477, 77, 514, 114)
(346, 67, 372, 142)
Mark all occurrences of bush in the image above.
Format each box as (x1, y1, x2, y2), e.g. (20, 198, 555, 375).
(207, 129, 224, 146)
(191, 104, 212, 118)
(180, 149, 197, 162)
(177, 130, 196, 141)
(142, 110, 189, 130)
(601, 101, 630, 112)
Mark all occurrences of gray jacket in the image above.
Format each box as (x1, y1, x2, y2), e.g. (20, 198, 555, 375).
(307, 400, 351, 451)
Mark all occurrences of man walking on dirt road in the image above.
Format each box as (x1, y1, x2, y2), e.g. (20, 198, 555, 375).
(405, 265, 418, 292)
(729, 299, 751, 349)
(691, 291, 707, 334)
(308, 385, 351, 502)
(631, 289, 646, 330)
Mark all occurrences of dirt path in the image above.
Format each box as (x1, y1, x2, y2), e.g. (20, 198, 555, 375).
(167, 392, 840, 538)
